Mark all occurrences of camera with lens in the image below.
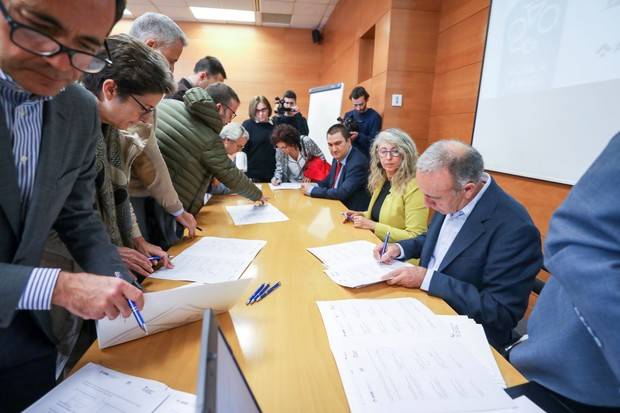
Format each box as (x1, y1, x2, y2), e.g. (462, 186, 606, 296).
(337, 115, 359, 133)
(274, 96, 294, 116)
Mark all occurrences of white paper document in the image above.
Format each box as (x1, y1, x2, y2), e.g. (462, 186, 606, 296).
(329, 338, 514, 413)
(97, 278, 251, 348)
(308, 240, 413, 287)
(440, 315, 506, 388)
(225, 204, 289, 225)
(317, 298, 450, 345)
(268, 182, 302, 190)
(151, 237, 266, 283)
(317, 299, 514, 413)
(25, 363, 182, 412)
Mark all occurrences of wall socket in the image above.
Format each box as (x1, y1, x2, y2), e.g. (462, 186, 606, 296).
(391, 94, 403, 107)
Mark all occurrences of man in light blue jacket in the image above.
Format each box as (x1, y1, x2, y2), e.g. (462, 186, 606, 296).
(511, 132, 620, 410)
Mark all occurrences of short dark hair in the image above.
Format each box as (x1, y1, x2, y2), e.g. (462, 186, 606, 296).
(194, 56, 227, 79)
(283, 90, 297, 101)
(327, 123, 350, 140)
(82, 34, 175, 99)
(271, 124, 301, 150)
(206, 82, 239, 106)
(115, 0, 127, 24)
(249, 96, 272, 119)
(349, 86, 369, 100)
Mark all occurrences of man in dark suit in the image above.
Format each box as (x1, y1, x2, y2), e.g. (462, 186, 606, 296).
(510, 133, 620, 410)
(302, 124, 370, 211)
(0, 1, 143, 411)
(375, 140, 542, 349)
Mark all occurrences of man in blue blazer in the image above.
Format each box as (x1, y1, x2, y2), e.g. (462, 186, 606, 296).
(302, 124, 370, 211)
(510, 133, 620, 410)
(0, 1, 143, 410)
(376, 140, 542, 349)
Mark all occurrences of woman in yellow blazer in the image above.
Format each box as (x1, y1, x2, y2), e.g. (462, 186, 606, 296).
(345, 128, 428, 242)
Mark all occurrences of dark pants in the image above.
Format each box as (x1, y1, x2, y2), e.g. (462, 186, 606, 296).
(0, 313, 56, 412)
(131, 196, 182, 250)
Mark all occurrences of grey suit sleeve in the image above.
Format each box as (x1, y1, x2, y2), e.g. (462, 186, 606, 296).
(544, 133, 620, 381)
(428, 223, 542, 347)
(53, 113, 129, 279)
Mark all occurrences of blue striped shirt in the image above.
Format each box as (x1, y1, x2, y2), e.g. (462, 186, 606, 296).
(0, 69, 60, 311)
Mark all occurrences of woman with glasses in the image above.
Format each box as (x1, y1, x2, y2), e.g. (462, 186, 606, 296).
(242, 96, 276, 182)
(270, 123, 326, 185)
(345, 128, 428, 243)
(44, 34, 176, 278)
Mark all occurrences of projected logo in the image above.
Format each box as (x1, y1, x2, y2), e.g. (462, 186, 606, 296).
(500, 0, 567, 95)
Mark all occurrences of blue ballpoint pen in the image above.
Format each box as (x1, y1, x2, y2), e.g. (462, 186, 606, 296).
(114, 272, 148, 334)
(250, 283, 270, 304)
(381, 231, 391, 258)
(254, 281, 281, 303)
(246, 283, 266, 305)
(147, 255, 161, 261)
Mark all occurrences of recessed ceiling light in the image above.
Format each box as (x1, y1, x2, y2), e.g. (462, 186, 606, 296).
(189, 7, 255, 23)
(123, 8, 132, 16)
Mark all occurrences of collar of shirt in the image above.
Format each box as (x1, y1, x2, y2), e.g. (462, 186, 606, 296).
(0, 69, 54, 103)
(448, 172, 492, 220)
(338, 146, 353, 166)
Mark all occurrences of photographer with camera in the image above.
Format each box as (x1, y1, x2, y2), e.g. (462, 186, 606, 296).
(272, 90, 309, 135)
(343, 86, 382, 156)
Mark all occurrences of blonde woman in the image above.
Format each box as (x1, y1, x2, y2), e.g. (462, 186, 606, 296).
(345, 128, 428, 242)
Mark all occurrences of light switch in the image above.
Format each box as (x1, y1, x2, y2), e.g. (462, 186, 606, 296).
(391, 94, 403, 107)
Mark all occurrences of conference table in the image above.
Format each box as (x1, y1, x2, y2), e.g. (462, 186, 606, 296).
(73, 187, 526, 412)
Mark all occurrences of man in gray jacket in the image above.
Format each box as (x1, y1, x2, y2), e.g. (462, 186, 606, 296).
(0, 0, 143, 410)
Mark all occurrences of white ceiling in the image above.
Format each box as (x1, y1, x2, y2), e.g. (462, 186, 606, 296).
(125, 0, 339, 29)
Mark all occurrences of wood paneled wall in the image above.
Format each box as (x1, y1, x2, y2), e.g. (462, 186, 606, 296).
(113, 20, 321, 122)
(319, 0, 441, 150)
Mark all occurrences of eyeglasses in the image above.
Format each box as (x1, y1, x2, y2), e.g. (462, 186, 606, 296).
(0, 1, 112, 74)
(129, 94, 154, 116)
(255, 107, 269, 114)
(221, 102, 237, 119)
(377, 149, 402, 158)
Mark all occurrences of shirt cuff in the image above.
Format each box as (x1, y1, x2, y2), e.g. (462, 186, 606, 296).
(171, 208, 185, 217)
(396, 243, 405, 259)
(305, 183, 317, 195)
(17, 268, 61, 310)
(420, 267, 434, 292)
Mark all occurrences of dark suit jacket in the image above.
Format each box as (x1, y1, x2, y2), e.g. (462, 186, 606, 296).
(0, 85, 129, 372)
(310, 146, 370, 211)
(398, 180, 542, 349)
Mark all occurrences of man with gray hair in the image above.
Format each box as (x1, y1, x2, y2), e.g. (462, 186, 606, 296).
(375, 140, 542, 349)
(126, 13, 198, 247)
(128, 12, 187, 71)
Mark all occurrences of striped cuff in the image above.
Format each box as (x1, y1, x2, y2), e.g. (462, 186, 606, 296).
(17, 268, 61, 310)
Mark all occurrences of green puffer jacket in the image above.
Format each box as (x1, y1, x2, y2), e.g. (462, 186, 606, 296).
(156, 87, 263, 215)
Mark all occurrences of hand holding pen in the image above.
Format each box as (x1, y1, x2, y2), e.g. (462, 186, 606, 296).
(114, 272, 149, 334)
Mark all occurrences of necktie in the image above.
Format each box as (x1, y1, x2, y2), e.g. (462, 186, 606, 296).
(331, 161, 342, 188)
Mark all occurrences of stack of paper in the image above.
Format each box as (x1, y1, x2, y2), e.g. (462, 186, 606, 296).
(152, 237, 266, 283)
(317, 298, 516, 413)
(225, 204, 289, 225)
(25, 363, 196, 412)
(97, 278, 251, 348)
(268, 182, 301, 190)
(307, 240, 413, 288)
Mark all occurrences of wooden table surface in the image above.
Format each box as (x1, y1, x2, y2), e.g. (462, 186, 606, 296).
(73, 187, 526, 412)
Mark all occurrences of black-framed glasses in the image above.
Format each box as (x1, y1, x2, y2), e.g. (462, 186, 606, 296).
(222, 102, 237, 119)
(129, 94, 154, 116)
(377, 148, 402, 158)
(0, 0, 112, 74)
